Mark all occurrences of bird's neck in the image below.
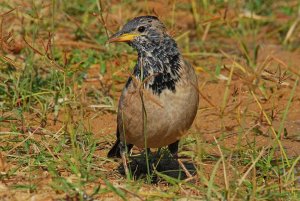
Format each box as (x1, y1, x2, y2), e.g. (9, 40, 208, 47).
(131, 36, 182, 95)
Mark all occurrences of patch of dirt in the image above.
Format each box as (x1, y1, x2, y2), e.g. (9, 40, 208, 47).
(1, 0, 300, 200)
(193, 45, 300, 158)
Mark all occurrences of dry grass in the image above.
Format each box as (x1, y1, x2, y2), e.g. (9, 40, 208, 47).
(0, 0, 300, 200)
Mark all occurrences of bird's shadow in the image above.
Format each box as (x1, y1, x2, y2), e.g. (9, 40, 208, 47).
(116, 152, 196, 183)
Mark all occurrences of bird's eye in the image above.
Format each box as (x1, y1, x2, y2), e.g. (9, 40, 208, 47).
(138, 26, 145, 32)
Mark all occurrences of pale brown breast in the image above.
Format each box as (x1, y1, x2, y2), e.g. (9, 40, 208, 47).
(117, 59, 199, 148)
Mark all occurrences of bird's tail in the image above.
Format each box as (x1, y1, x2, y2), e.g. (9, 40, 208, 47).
(107, 139, 121, 158)
(107, 139, 133, 158)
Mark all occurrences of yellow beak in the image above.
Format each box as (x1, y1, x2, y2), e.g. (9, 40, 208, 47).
(108, 33, 140, 43)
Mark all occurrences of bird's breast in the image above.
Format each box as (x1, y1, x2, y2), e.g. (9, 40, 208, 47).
(117, 67, 199, 148)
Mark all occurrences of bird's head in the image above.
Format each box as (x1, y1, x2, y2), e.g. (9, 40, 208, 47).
(108, 16, 182, 94)
(108, 16, 167, 49)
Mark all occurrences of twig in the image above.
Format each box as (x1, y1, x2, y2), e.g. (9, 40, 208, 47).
(95, 0, 110, 40)
(214, 137, 229, 199)
(178, 158, 193, 179)
(283, 6, 300, 44)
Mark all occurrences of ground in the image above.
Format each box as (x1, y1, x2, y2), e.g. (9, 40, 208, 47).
(0, 0, 300, 200)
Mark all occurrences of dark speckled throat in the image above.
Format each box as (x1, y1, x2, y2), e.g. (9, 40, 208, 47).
(111, 16, 182, 95)
(129, 36, 181, 95)
(123, 19, 181, 95)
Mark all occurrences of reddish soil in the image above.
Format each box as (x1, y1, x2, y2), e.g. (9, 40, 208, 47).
(1, 1, 300, 200)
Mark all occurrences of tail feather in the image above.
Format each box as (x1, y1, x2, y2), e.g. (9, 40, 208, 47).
(107, 139, 121, 158)
(107, 139, 134, 158)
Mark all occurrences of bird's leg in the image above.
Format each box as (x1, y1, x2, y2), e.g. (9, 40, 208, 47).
(155, 148, 163, 163)
(156, 148, 162, 157)
(168, 140, 179, 157)
(119, 142, 131, 179)
(146, 148, 157, 172)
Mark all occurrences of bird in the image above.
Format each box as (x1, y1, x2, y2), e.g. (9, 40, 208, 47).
(107, 16, 199, 176)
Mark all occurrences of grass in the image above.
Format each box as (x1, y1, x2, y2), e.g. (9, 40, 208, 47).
(1, 0, 300, 200)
